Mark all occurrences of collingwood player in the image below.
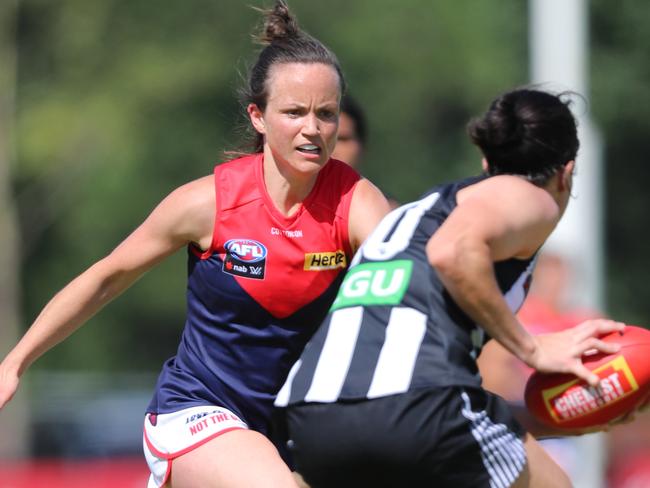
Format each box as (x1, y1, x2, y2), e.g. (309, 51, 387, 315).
(276, 88, 625, 488)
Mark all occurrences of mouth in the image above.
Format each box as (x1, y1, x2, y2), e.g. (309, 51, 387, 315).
(296, 144, 322, 156)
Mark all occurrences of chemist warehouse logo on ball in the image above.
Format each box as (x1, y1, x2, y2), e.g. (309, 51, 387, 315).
(542, 356, 639, 423)
(222, 239, 267, 280)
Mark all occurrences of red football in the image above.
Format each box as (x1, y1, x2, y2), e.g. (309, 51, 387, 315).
(524, 325, 650, 430)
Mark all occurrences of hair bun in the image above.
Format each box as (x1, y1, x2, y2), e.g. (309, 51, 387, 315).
(466, 88, 579, 184)
(472, 97, 524, 149)
(257, 1, 300, 45)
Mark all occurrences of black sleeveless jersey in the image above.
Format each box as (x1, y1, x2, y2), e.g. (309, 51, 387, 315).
(276, 176, 536, 406)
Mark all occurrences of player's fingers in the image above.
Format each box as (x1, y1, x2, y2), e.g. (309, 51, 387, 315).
(0, 375, 19, 410)
(575, 320, 625, 341)
(579, 337, 621, 356)
(571, 362, 600, 387)
(0, 390, 15, 410)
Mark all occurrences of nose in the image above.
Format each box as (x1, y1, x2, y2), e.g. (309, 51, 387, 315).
(302, 113, 320, 136)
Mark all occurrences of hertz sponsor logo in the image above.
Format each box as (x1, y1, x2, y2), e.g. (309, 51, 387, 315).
(542, 356, 639, 422)
(304, 250, 347, 271)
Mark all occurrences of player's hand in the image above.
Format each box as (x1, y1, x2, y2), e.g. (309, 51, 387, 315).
(0, 362, 20, 410)
(527, 319, 626, 386)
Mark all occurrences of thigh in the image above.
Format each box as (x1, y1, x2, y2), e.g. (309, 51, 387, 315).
(144, 406, 249, 487)
(171, 429, 299, 488)
(511, 434, 572, 488)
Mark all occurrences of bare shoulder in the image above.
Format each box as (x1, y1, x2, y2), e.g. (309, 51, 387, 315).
(439, 175, 562, 260)
(153, 174, 216, 248)
(348, 178, 391, 251)
(168, 174, 214, 206)
(352, 178, 390, 206)
(460, 175, 559, 220)
(465, 174, 543, 196)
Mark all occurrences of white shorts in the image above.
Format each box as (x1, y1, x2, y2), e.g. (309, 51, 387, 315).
(143, 405, 248, 488)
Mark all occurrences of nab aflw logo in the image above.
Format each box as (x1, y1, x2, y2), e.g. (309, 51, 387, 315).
(330, 260, 413, 311)
(222, 238, 267, 280)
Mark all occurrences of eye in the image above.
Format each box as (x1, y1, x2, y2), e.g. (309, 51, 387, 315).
(318, 109, 338, 121)
(281, 106, 304, 118)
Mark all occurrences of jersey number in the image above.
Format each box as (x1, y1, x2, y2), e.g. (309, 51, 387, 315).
(354, 192, 440, 264)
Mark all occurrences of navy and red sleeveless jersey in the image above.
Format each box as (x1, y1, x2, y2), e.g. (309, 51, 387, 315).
(147, 153, 361, 433)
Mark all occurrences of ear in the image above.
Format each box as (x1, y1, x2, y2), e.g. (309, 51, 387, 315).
(481, 158, 489, 172)
(558, 160, 575, 192)
(247, 103, 266, 134)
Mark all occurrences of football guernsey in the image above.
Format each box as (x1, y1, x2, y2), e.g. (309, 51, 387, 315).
(146, 153, 360, 432)
(277, 175, 537, 406)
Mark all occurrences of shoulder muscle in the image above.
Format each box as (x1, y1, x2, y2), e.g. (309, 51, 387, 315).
(432, 176, 560, 261)
(348, 179, 391, 252)
(103, 174, 215, 274)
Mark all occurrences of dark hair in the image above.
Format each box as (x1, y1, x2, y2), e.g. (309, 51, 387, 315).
(340, 94, 368, 146)
(467, 88, 580, 186)
(240, 1, 346, 153)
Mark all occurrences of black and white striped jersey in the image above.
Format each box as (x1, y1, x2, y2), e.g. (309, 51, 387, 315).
(276, 176, 536, 407)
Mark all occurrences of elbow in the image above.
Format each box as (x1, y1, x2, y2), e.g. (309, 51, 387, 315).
(86, 258, 133, 304)
(426, 242, 459, 279)
(427, 234, 489, 284)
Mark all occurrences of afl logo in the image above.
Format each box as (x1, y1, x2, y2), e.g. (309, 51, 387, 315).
(224, 239, 267, 263)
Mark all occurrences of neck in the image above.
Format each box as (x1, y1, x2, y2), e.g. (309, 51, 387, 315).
(262, 151, 320, 217)
(543, 175, 571, 218)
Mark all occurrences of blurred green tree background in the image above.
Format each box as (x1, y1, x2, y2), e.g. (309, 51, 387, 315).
(8, 0, 650, 372)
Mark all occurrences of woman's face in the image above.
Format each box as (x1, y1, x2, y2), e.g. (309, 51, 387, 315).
(248, 62, 341, 176)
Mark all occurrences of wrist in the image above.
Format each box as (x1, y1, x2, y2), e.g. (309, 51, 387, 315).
(516, 333, 539, 368)
(1, 353, 28, 378)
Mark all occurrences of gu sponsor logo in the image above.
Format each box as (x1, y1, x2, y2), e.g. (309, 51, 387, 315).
(542, 356, 639, 423)
(330, 259, 413, 311)
(222, 238, 267, 280)
(304, 250, 346, 271)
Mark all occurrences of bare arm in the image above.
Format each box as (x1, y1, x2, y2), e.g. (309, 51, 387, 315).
(347, 178, 392, 252)
(478, 338, 529, 402)
(427, 176, 623, 385)
(0, 175, 215, 408)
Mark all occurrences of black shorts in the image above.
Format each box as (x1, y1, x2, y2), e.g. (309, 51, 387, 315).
(286, 386, 527, 488)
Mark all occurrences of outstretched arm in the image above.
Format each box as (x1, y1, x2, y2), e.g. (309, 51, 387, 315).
(0, 175, 215, 409)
